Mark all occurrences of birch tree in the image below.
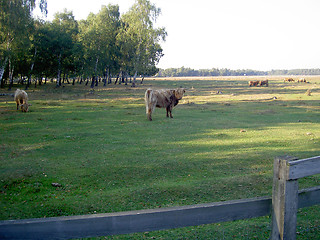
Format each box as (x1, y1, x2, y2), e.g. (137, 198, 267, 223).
(0, 0, 47, 87)
(121, 0, 166, 87)
(51, 10, 78, 87)
(79, 4, 121, 88)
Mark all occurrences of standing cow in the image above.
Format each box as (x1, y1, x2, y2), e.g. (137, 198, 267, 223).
(259, 80, 269, 87)
(145, 88, 185, 121)
(249, 81, 260, 87)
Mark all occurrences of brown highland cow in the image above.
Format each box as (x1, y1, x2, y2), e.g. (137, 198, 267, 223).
(14, 89, 30, 112)
(145, 88, 185, 121)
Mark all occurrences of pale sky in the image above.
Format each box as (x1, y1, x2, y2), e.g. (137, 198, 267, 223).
(36, 0, 320, 71)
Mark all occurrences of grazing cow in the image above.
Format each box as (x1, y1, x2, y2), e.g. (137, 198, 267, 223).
(145, 88, 185, 121)
(298, 78, 307, 83)
(284, 78, 294, 82)
(259, 80, 269, 87)
(249, 81, 260, 87)
(14, 89, 30, 112)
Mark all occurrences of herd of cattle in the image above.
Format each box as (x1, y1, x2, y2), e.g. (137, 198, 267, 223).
(249, 78, 309, 87)
(146, 77, 310, 120)
(12, 77, 310, 120)
(284, 77, 309, 83)
(12, 87, 186, 121)
(248, 80, 269, 87)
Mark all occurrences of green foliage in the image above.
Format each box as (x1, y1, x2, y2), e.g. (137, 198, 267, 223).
(0, 0, 47, 86)
(121, 0, 166, 74)
(0, 0, 166, 88)
(158, 67, 320, 77)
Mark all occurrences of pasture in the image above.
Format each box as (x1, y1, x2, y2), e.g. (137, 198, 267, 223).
(0, 76, 319, 239)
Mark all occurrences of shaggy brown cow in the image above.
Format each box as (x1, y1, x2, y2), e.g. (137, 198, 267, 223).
(249, 81, 260, 87)
(145, 88, 185, 121)
(259, 80, 269, 87)
(284, 78, 294, 82)
(14, 89, 30, 112)
(298, 78, 307, 83)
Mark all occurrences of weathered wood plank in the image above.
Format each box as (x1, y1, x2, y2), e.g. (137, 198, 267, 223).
(0, 197, 271, 240)
(288, 156, 320, 180)
(272, 156, 299, 240)
(298, 186, 320, 208)
(1, 187, 319, 240)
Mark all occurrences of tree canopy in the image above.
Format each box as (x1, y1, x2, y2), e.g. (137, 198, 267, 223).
(157, 67, 320, 77)
(0, 0, 166, 88)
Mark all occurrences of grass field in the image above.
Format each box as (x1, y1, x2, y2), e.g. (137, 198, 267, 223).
(0, 76, 319, 239)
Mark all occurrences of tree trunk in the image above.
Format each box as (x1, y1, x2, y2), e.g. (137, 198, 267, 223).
(107, 69, 112, 84)
(131, 71, 137, 87)
(0, 57, 8, 88)
(26, 75, 31, 90)
(121, 71, 125, 84)
(8, 59, 14, 90)
(103, 69, 107, 86)
(65, 74, 70, 84)
(125, 72, 128, 85)
(90, 76, 95, 88)
(26, 48, 37, 90)
(56, 52, 62, 87)
(119, 71, 123, 85)
(141, 75, 145, 84)
(95, 76, 99, 86)
(104, 68, 109, 86)
(114, 73, 119, 84)
(92, 56, 99, 88)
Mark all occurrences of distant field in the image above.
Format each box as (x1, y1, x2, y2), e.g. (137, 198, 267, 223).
(0, 76, 319, 239)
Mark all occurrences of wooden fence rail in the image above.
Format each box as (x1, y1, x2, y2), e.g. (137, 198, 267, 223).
(0, 156, 319, 240)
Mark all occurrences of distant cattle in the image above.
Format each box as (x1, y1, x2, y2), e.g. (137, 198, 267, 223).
(249, 81, 260, 87)
(259, 80, 269, 87)
(297, 78, 307, 83)
(249, 80, 268, 87)
(284, 78, 294, 82)
(145, 88, 185, 121)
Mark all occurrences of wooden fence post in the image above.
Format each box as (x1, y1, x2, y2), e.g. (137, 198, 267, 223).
(272, 156, 299, 240)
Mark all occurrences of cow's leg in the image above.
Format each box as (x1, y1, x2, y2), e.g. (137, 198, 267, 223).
(167, 105, 173, 118)
(147, 107, 153, 121)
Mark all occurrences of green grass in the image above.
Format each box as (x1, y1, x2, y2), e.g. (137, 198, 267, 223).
(0, 76, 319, 239)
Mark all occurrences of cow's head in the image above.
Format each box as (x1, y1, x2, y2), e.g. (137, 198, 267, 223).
(20, 103, 30, 112)
(174, 88, 185, 100)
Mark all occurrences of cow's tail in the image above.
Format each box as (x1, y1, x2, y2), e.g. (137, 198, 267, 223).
(145, 89, 154, 121)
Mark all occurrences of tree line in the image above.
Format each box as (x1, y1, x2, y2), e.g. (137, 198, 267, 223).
(0, 0, 166, 89)
(157, 67, 320, 77)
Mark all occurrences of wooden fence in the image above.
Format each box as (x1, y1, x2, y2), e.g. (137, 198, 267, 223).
(0, 155, 319, 240)
(272, 155, 320, 239)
